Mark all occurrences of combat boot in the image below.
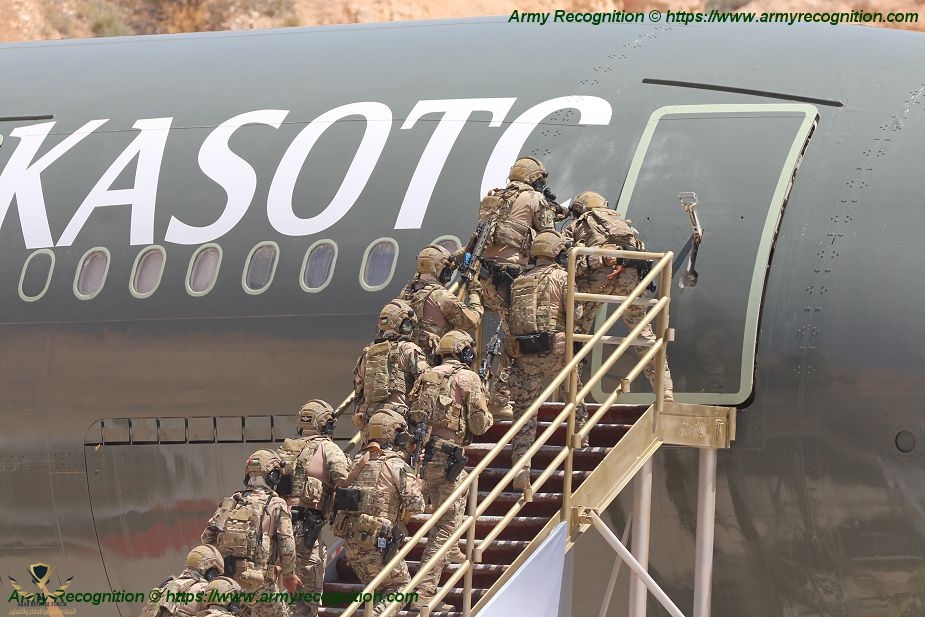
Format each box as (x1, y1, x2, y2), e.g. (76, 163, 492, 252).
(447, 542, 466, 564)
(488, 400, 514, 419)
(512, 466, 530, 491)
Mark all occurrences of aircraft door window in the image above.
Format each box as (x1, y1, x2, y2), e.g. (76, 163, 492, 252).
(591, 103, 818, 405)
(186, 243, 222, 297)
(243, 241, 279, 295)
(74, 247, 110, 300)
(130, 245, 166, 299)
(18, 249, 55, 302)
(360, 238, 398, 291)
(432, 235, 462, 253)
(300, 240, 337, 293)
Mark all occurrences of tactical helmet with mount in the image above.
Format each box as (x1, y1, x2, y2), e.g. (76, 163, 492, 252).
(378, 299, 417, 340)
(570, 191, 608, 217)
(202, 576, 243, 614)
(436, 330, 476, 365)
(298, 399, 335, 436)
(532, 229, 569, 264)
(185, 544, 225, 580)
(366, 409, 411, 449)
(417, 244, 454, 284)
(508, 156, 548, 187)
(244, 449, 285, 487)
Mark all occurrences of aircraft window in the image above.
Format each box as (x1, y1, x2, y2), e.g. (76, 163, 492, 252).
(74, 247, 110, 300)
(360, 238, 398, 291)
(130, 246, 166, 299)
(186, 244, 222, 297)
(18, 249, 55, 302)
(301, 240, 338, 293)
(433, 235, 462, 253)
(243, 241, 279, 295)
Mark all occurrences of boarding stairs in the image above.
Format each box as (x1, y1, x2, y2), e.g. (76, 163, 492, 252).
(320, 247, 736, 617)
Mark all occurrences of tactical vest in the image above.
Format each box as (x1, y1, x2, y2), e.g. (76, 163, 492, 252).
(277, 437, 326, 510)
(215, 492, 272, 568)
(141, 575, 205, 617)
(510, 267, 559, 336)
(409, 366, 466, 439)
(400, 283, 443, 352)
(363, 341, 404, 403)
(478, 183, 532, 252)
(577, 209, 637, 248)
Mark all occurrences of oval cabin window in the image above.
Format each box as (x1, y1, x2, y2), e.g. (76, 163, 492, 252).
(360, 238, 398, 291)
(301, 241, 337, 292)
(75, 248, 110, 300)
(243, 242, 279, 294)
(131, 246, 166, 298)
(187, 245, 222, 296)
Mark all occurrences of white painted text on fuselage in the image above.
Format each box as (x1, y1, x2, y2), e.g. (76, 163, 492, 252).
(0, 96, 612, 249)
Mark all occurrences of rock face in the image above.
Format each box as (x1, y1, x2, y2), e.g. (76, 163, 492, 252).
(0, 0, 923, 42)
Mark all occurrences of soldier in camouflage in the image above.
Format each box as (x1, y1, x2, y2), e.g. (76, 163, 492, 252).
(352, 299, 430, 429)
(194, 576, 244, 617)
(563, 191, 674, 400)
(408, 331, 493, 611)
(398, 244, 483, 362)
(275, 400, 351, 617)
(140, 544, 225, 617)
(507, 230, 585, 491)
(331, 410, 425, 617)
(201, 450, 301, 617)
(459, 156, 565, 418)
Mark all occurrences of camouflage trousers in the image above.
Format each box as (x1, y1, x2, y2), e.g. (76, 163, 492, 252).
(291, 521, 326, 617)
(510, 354, 588, 467)
(576, 266, 674, 396)
(418, 454, 468, 602)
(241, 578, 291, 617)
(345, 539, 411, 616)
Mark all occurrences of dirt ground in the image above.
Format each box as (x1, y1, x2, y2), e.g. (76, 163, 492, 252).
(0, 0, 922, 42)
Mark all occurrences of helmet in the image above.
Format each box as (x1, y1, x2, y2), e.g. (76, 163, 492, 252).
(417, 245, 454, 284)
(298, 399, 335, 436)
(378, 299, 417, 340)
(436, 330, 476, 365)
(185, 544, 224, 580)
(366, 409, 410, 449)
(570, 191, 608, 217)
(202, 576, 243, 614)
(244, 449, 285, 487)
(532, 230, 568, 261)
(508, 156, 547, 186)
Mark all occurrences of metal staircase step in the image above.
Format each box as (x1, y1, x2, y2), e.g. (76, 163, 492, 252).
(530, 402, 649, 424)
(477, 420, 631, 445)
(407, 514, 550, 541)
(322, 581, 486, 606)
(466, 467, 591, 493)
(335, 557, 508, 586)
(401, 538, 531, 564)
(465, 444, 610, 470)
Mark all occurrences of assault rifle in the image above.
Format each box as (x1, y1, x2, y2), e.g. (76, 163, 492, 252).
(479, 322, 504, 386)
(458, 220, 490, 284)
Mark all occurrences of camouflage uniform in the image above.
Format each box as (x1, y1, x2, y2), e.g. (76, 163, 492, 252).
(508, 260, 585, 472)
(564, 207, 674, 397)
(201, 481, 297, 617)
(276, 436, 350, 617)
(140, 568, 210, 617)
(196, 610, 236, 617)
(336, 446, 425, 616)
(399, 276, 483, 362)
(409, 359, 493, 605)
(352, 339, 428, 427)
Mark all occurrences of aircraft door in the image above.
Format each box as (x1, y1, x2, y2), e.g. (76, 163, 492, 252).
(590, 104, 818, 405)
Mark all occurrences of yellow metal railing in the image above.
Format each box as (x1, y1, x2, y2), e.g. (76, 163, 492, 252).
(339, 248, 674, 617)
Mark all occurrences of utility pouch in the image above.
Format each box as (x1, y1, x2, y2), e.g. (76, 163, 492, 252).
(516, 332, 554, 355)
(290, 505, 304, 523)
(333, 488, 362, 514)
(223, 555, 236, 577)
(441, 443, 469, 482)
(302, 508, 325, 549)
(478, 262, 492, 280)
